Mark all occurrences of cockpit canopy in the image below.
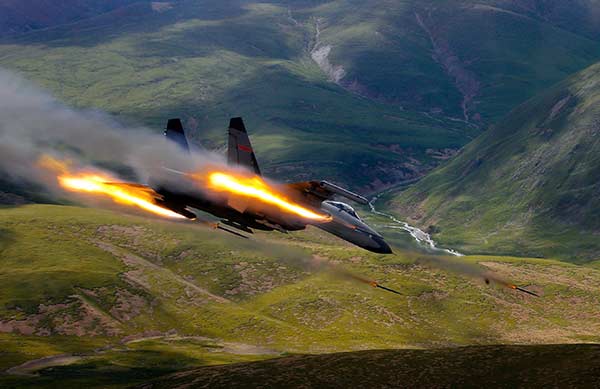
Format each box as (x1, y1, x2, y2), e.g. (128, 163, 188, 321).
(323, 200, 361, 220)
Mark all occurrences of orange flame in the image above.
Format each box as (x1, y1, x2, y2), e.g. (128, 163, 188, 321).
(38, 155, 185, 219)
(206, 172, 330, 221)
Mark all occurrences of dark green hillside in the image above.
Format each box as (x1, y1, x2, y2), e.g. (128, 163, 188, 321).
(390, 62, 600, 262)
(0, 0, 142, 35)
(302, 0, 600, 123)
(140, 344, 600, 389)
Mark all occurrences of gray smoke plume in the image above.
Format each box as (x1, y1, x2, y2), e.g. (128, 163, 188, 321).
(416, 255, 514, 288)
(0, 68, 225, 197)
(268, 245, 383, 288)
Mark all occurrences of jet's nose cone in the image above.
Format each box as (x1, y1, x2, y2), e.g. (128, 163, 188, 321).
(371, 236, 393, 254)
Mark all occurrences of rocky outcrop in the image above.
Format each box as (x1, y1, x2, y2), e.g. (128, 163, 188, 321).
(310, 18, 346, 83)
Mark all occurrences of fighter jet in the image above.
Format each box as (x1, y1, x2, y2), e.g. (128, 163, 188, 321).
(152, 117, 392, 254)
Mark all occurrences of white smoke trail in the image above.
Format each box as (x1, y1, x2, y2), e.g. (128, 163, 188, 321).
(0, 68, 225, 198)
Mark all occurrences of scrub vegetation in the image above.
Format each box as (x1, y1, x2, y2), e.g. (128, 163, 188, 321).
(1, 205, 599, 387)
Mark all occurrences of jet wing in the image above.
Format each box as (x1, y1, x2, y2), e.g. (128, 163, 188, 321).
(286, 180, 369, 205)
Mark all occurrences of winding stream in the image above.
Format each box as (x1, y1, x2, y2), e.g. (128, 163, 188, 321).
(368, 192, 463, 256)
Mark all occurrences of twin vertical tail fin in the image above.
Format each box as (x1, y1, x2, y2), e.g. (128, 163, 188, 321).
(165, 118, 189, 152)
(228, 117, 261, 176)
(164, 117, 261, 176)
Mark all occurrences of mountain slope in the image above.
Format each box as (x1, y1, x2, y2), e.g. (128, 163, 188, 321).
(3, 1, 600, 190)
(301, 0, 600, 124)
(0, 0, 471, 191)
(389, 62, 600, 262)
(1, 204, 600, 386)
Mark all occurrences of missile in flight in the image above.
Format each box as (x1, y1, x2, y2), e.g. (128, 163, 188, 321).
(369, 281, 402, 296)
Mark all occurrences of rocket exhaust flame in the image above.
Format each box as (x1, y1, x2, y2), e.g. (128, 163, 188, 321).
(506, 282, 539, 297)
(38, 155, 185, 219)
(205, 171, 331, 221)
(59, 176, 185, 219)
(483, 273, 539, 297)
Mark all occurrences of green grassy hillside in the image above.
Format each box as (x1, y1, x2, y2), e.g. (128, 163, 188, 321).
(1, 204, 600, 387)
(389, 62, 600, 262)
(0, 0, 471, 191)
(3, 1, 600, 190)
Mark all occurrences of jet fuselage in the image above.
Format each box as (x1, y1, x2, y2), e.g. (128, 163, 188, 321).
(156, 117, 392, 254)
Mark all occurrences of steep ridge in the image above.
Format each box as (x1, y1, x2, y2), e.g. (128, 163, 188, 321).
(303, 0, 600, 124)
(390, 62, 600, 262)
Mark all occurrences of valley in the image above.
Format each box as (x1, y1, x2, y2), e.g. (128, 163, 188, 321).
(390, 61, 600, 261)
(1, 1, 600, 387)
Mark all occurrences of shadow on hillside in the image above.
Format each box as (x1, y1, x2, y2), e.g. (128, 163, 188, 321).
(133, 11, 300, 61)
(0, 348, 206, 388)
(138, 344, 600, 388)
(0, 1, 250, 49)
